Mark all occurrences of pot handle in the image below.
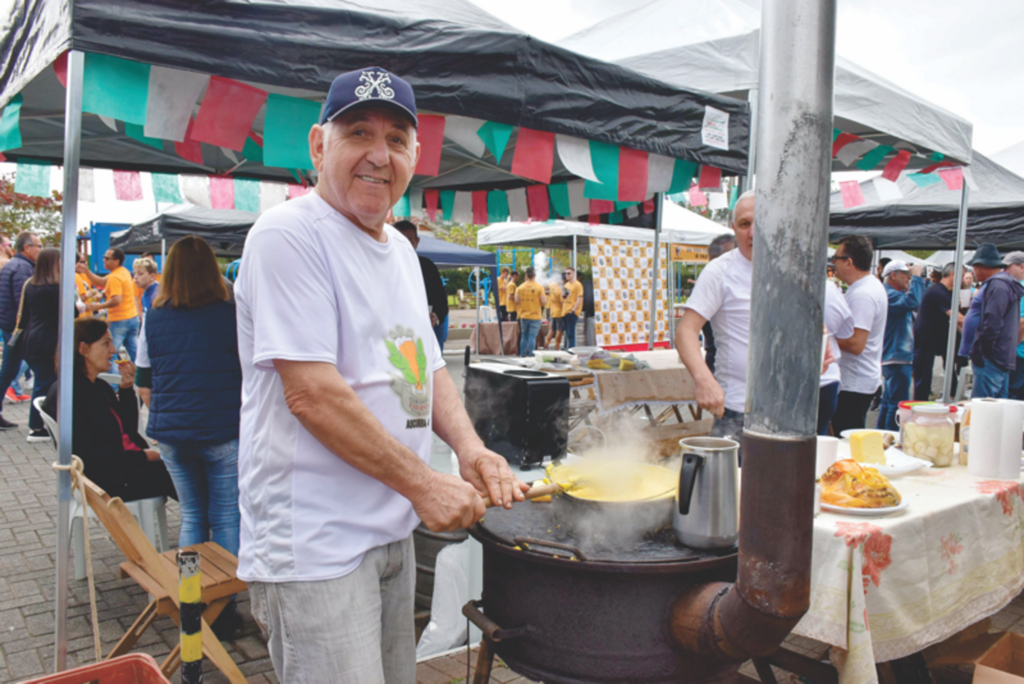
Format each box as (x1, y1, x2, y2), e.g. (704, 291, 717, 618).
(678, 453, 705, 515)
(513, 536, 588, 561)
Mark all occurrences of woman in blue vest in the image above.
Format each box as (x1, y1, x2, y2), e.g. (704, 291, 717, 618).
(135, 235, 242, 633)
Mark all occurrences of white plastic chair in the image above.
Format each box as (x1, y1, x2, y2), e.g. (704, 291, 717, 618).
(34, 397, 169, 580)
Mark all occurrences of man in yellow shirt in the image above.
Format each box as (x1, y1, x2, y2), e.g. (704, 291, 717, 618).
(506, 271, 519, 322)
(561, 267, 584, 349)
(74, 254, 96, 319)
(497, 267, 509, 321)
(84, 248, 140, 369)
(544, 280, 564, 350)
(514, 267, 547, 357)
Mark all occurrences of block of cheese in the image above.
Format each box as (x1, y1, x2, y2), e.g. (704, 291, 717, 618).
(850, 431, 886, 465)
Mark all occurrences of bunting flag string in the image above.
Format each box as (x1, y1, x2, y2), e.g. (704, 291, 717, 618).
(192, 76, 268, 151)
(511, 128, 556, 185)
(0, 94, 23, 152)
(209, 176, 235, 209)
(880, 150, 911, 182)
(617, 147, 648, 202)
(839, 180, 866, 209)
(264, 93, 320, 170)
(235, 178, 261, 212)
(424, 189, 440, 221)
(145, 67, 208, 142)
(471, 190, 489, 225)
(415, 114, 446, 177)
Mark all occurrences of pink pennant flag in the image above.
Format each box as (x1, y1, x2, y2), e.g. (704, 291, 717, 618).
(938, 167, 964, 191)
(840, 180, 866, 208)
(112, 171, 143, 201)
(192, 76, 268, 151)
(511, 128, 556, 184)
(526, 184, 549, 222)
(53, 51, 68, 88)
(175, 117, 205, 166)
(589, 213, 600, 226)
(209, 176, 235, 209)
(415, 114, 446, 177)
(590, 199, 614, 214)
(472, 190, 489, 225)
(424, 189, 440, 221)
(617, 147, 648, 202)
(698, 165, 722, 190)
(288, 184, 312, 199)
(688, 186, 707, 207)
(643, 198, 655, 214)
(881, 150, 911, 182)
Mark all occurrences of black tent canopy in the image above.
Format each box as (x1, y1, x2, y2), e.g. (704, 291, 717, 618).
(829, 152, 1024, 249)
(1, 0, 752, 188)
(110, 205, 256, 257)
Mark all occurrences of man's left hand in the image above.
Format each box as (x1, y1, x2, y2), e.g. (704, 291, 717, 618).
(458, 444, 529, 509)
(430, 312, 439, 327)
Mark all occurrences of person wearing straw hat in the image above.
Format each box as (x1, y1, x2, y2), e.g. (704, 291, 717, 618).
(965, 244, 1024, 399)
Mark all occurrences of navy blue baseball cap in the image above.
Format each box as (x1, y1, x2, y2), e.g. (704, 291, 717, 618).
(320, 67, 418, 128)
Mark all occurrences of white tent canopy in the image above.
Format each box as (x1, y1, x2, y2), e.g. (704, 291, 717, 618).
(561, 0, 973, 165)
(992, 140, 1024, 179)
(878, 250, 940, 268)
(477, 221, 729, 252)
(928, 250, 975, 266)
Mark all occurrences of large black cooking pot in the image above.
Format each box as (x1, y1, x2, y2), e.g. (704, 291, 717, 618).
(470, 502, 739, 683)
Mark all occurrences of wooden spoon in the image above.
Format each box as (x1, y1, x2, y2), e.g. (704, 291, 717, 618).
(483, 481, 563, 508)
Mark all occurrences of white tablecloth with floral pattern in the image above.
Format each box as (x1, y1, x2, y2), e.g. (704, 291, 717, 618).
(791, 463, 1024, 684)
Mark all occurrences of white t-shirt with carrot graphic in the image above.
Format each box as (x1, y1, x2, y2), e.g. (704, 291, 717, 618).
(235, 192, 444, 583)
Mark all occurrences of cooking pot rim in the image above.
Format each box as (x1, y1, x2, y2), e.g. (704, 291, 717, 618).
(678, 436, 740, 452)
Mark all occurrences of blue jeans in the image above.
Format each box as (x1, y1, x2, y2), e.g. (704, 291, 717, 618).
(157, 439, 240, 556)
(433, 314, 448, 349)
(108, 317, 140, 372)
(818, 381, 840, 436)
(0, 329, 26, 413)
(25, 360, 56, 431)
(519, 318, 543, 357)
(564, 312, 579, 350)
(877, 364, 912, 431)
(1009, 356, 1024, 400)
(972, 360, 1010, 399)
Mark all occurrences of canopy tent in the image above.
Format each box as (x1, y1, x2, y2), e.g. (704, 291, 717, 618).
(0, 0, 752, 192)
(927, 249, 975, 266)
(828, 152, 1024, 249)
(111, 205, 255, 257)
(660, 198, 733, 240)
(110, 205, 496, 267)
(560, 0, 974, 167)
(2, 1, 755, 671)
(992, 141, 1024, 179)
(877, 250, 940, 269)
(477, 220, 728, 252)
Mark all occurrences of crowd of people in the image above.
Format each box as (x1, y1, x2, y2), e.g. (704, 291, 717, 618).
(496, 264, 584, 355)
(677, 191, 1024, 450)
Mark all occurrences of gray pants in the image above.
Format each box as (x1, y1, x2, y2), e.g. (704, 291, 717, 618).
(250, 536, 416, 684)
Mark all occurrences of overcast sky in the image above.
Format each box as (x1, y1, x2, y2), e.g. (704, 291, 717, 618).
(471, 0, 1024, 156)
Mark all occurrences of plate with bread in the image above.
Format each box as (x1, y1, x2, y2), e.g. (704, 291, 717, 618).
(838, 429, 933, 476)
(820, 459, 909, 516)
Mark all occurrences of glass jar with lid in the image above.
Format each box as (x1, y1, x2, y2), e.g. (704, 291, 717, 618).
(903, 404, 956, 467)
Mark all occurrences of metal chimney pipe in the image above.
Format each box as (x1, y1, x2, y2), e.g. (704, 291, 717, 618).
(672, 0, 837, 661)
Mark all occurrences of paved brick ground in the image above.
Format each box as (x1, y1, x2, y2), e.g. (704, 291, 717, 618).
(0, 363, 1019, 684)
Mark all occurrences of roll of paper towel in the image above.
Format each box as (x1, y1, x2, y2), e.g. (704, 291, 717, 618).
(999, 399, 1024, 480)
(969, 398, 1004, 478)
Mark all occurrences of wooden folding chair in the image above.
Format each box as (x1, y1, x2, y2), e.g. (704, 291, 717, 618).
(78, 475, 248, 683)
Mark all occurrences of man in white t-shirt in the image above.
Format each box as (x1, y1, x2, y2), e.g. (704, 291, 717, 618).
(819, 279, 855, 434)
(830, 235, 889, 434)
(235, 67, 528, 684)
(675, 190, 754, 447)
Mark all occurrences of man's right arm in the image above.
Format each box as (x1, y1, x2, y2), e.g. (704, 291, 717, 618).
(837, 328, 869, 355)
(83, 269, 108, 287)
(274, 359, 483, 532)
(675, 309, 724, 418)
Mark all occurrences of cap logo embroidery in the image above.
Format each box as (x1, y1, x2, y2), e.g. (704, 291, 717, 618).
(355, 70, 395, 101)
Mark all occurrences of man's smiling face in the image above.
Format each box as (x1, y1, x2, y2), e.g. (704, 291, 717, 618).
(311, 106, 420, 236)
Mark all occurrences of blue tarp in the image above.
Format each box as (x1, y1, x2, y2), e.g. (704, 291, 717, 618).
(418, 236, 496, 268)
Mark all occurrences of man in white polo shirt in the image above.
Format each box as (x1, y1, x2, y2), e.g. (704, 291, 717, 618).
(675, 190, 754, 447)
(830, 235, 889, 434)
(235, 67, 527, 683)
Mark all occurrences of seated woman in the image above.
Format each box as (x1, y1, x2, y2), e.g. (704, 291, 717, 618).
(44, 318, 176, 502)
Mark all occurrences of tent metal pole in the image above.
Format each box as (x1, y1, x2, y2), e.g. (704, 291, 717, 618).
(474, 268, 480, 355)
(668, 248, 675, 347)
(739, 88, 758, 194)
(942, 183, 970, 404)
(54, 49, 85, 674)
(649, 194, 663, 351)
(571, 234, 577, 271)
(161, 238, 167, 268)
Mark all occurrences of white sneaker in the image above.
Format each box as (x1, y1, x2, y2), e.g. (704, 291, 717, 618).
(26, 429, 50, 443)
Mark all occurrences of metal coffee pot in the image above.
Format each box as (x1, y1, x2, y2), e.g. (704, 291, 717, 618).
(674, 437, 740, 549)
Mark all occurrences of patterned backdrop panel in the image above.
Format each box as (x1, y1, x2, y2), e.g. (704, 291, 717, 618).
(589, 237, 668, 347)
